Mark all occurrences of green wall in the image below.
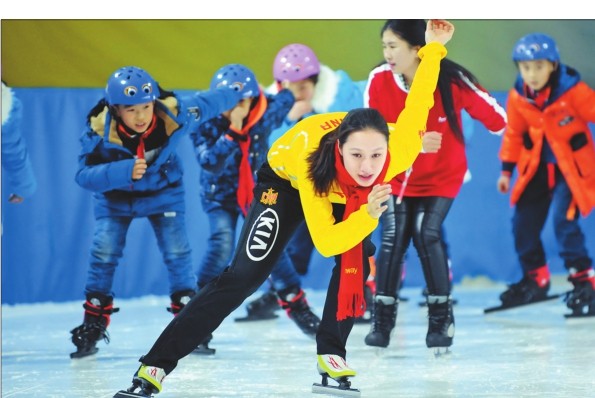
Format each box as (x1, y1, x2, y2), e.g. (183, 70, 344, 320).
(2, 20, 594, 91)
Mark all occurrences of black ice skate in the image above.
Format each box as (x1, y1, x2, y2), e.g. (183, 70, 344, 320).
(426, 295, 454, 357)
(70, 292, 119, 359)
(165, 290, 215, 355)
(364, 295, 397, 348)
(192, 333, 216, 355)
(564, 269, 595, 318)
(278, 287, 320, 338)
(312, 354, 360, 397)
(234, 288, 279, 322)
(114, 364, 165, 398)
(484, 275, 561, 314)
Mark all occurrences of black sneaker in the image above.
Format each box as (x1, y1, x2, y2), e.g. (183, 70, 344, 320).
(499, 276, 550, 307)
(426, 296, 454, 349)
(364, 295, 397, 348)
(278, 288, 320, 338)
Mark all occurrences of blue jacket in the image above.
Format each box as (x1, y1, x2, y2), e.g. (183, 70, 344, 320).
(75, 89, 241, 218)
(1, 84, 37, 199)
(189, 89, 294, 211)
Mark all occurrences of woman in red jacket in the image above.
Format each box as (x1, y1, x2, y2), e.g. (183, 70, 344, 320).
(496, 33, 595, 317)
(363, 19, 507, 353)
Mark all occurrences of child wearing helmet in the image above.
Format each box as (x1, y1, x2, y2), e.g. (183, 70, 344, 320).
(238, 43, 367, 324)
(189, 63, 321, 338)
(69, 66, 243, 359)
(496, 33, 595, 316)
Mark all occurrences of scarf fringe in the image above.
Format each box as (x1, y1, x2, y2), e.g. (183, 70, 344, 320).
(336, 292, 366, 321)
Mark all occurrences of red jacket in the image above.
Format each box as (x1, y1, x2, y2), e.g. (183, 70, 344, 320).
(365, 64, 507, 198)
(499, 65, 595, 218)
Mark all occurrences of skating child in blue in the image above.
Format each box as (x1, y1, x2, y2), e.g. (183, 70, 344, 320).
(189, 64, 320, 338)
(70, 66, 242, 359)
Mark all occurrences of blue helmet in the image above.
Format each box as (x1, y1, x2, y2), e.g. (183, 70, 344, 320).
(512, 33, 560, 63)
(209, 64, 259, 99)
(105, 66, 160, 106)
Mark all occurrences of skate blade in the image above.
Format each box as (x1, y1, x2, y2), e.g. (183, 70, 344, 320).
(70, 346, 98, 359)
(192, 345, 216, 355)
(484, 293, 565, 314)
(234, 313, 279, 322)
(564, 312, 595, 320)
(113, 390, 152, 398)
(312, 383, 361, 397)
(429, 346, 452, 358)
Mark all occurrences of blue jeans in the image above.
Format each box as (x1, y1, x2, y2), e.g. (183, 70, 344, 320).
(513, 164, 592, 273)
(197, 202, 301, 291)
(85, 213, 196, 296)
(285, 220, 315, 276)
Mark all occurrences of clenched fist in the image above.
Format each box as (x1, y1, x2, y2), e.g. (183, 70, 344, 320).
(132, 158, 147, 180)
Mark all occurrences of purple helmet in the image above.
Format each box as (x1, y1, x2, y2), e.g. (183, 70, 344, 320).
(105, 66, 160, 106)
(512, 33, 560, 63)
(210, 64, 259, 98)
(273, 43, 320, 82)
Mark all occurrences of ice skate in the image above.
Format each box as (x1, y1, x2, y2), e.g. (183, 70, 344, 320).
(484, 269, 557, 313)
(70, 292, 119, 359)
(426, 295, 454, 357)
(165, 289, 195, 316)
(114, 364, 166, 398)
(278, 287, 320, 338)
(192, 333, 216, 355)
(564, 268, 595, 318)
(364, 295, 397, 348)
(234, 288, 279, 322)
(312, 354, 360, 397)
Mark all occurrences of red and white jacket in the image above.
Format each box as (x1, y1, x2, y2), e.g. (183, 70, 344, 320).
(364, 64, 507, 198)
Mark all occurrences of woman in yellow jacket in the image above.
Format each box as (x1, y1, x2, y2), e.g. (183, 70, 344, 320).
(497, 32, 595, 317)
(113, 20, 453, 397)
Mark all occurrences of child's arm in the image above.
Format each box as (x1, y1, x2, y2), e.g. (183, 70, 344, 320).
(190, 118, 238, 172)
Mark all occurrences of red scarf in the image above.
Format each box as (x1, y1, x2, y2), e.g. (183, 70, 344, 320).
(524, 84, 551, 110)
(117, 114, 158, 159)
(233, 91, 267, 216)
(333, 142, 390, 320)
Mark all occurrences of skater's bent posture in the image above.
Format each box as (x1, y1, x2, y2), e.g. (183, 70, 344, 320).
(114, 20, 454, 397)
(70, 66, 242, 359)
(496, 32, 595, 316)
(363, 19, 507, 352)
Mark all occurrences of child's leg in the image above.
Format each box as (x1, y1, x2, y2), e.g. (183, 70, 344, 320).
(195, 204, 238, 289)
(149, 211, 196, 295)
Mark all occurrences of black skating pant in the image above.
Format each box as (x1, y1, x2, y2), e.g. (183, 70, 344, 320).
(141, 162, 365, 373)
(375, 195, 453, 298)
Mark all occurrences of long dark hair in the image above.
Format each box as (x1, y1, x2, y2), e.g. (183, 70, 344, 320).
(381, 19, 481, 142)
(307, 108, 389, 196)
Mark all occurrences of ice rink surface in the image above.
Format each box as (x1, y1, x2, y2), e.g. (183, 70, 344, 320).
(2, 279, 595, 398)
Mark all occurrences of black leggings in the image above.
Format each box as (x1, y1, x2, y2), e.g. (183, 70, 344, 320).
(141, 163, 368, 373)
(375, 195, 453, 297)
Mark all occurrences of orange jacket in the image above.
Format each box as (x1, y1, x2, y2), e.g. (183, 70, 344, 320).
(499, 66, 595, 218)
